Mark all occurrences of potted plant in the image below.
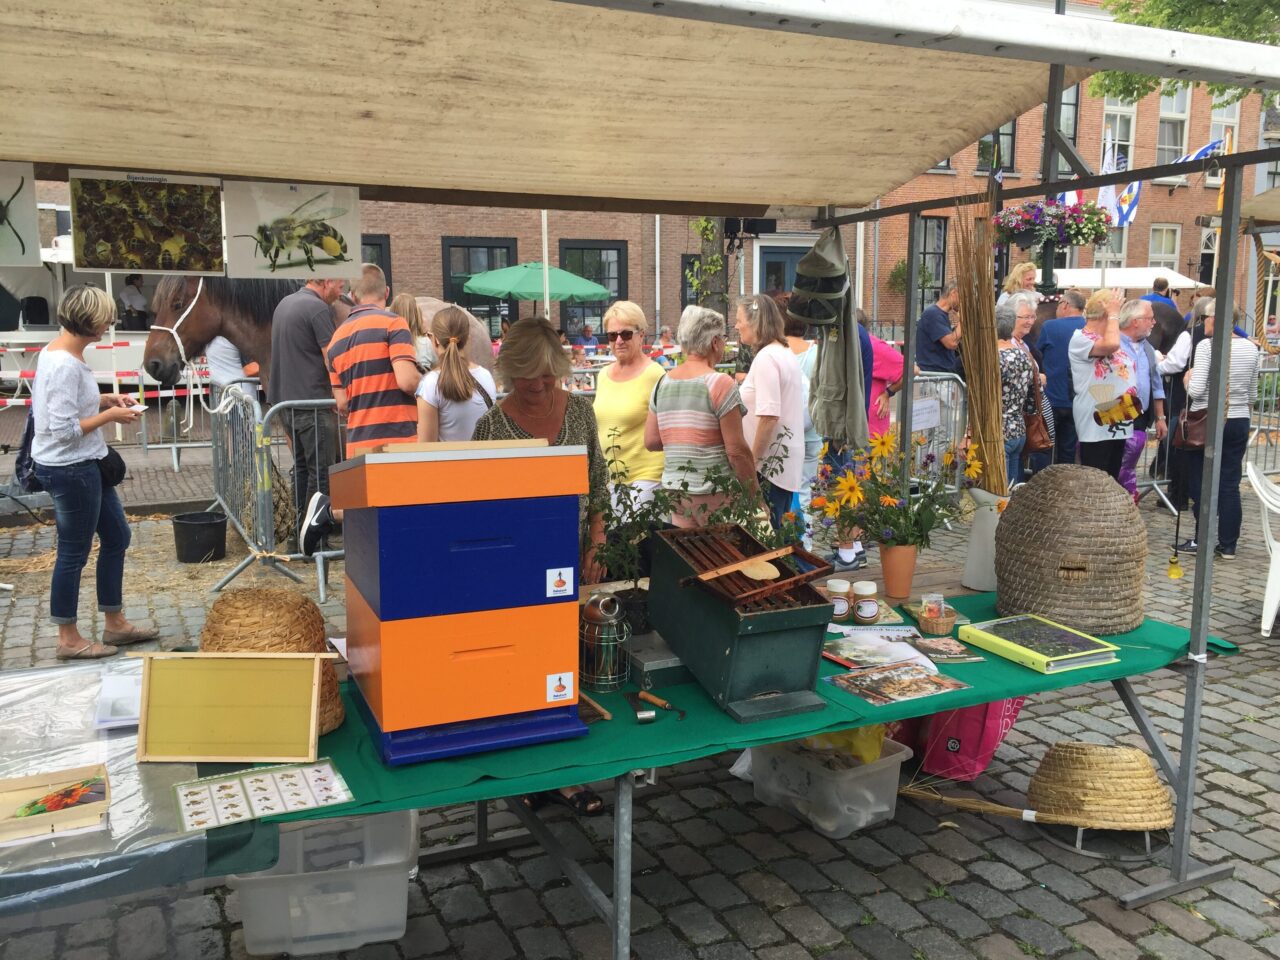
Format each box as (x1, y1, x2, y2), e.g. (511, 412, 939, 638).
(991, 200, 1111, 251)
(844, 431, 964, 598)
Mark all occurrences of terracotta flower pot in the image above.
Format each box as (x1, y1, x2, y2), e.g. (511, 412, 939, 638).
(879, 543, 918, 599)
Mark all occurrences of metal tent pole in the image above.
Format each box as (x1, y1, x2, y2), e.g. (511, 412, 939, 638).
(1121, 163, 1243, 908)
(899, 213, 920, 497)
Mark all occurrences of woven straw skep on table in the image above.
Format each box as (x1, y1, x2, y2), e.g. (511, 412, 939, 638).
(200, 587, 345, 735)
(1027, 741, 1173, 830)
(994, 464, 1147, 635)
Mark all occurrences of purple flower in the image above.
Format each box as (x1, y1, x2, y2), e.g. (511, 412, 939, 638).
(897, 499, 907, 508)
(882, 527, 895, 540)
(821, 518, 834, 528)
(923, 452, 936, 466)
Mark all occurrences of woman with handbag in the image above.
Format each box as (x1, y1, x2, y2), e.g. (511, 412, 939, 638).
(1180, 302, 1259, 559)
(995, 296, 1037, 490)
(30, 285, 154, 660)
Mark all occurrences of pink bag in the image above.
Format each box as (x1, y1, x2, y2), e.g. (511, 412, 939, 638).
(890, 698, 1026, 782)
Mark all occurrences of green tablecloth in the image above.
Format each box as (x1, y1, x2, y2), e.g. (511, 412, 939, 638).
(270, 592, 1226, 824)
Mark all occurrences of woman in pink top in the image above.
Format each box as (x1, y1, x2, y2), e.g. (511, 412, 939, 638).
(735, 294, 805, 532)
(856, 309, 905, 438)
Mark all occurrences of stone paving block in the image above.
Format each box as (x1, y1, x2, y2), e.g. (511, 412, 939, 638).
(1142, 901, 1218, 943)
(841, 835, 900, 868)
(688, 874, 748, 911)
(770, 858, 834, 893)
(1064, 918, 1143, 960)
(1193, 900, 1272, 941)
(997, 914, 1074, 955)
(986, 836, 1048, 871)
(1030, 863, 1100, 901)
(925, 829, 986, 862)
(805, 890, 865, 930)
(819, 859, 882, 895)
(65, 918, 115, 948)
(62, 948, 111, 960)
(1010, 885, 1087, 926)
(707, 808, 759, 835)
(974, 933, 1039, 960)
(1254, 935, 1280, 958)
(969, 859, 1031, 892)
(470, 857, 523, 891)
(696, 944, 755, 960)
(436, 882, 491, 924)
(721, 905, 787, 948)
(860, 891, 928, 932)
(673, 817, 728, 848)
(910, 852, 970, 885)
(1138, 932, 1215, 960)
(683, 787, 729, 810)
(1202, 936, 1273, 960)
(634, 819, 679, 847)
(1209, 831, 1279, 862)
(738, 832, 795, 861)
(845, 922, 920, 960)
(542, 885, 596, 926)
(513, 925, 571, 960)
(113, 905, 167, 960)
(705, 844, 758, 876)
(755, 946, 817, 960)
(738, 870, 802, 909)
(420, 861, 469, 893)
(1080, 896, 1154, 937)
(448, 919, 516, 960)
(170, 928, 223, 960)
(876, 862, 933, 901)
(401, 915, 451, 958)
(920, 897, 993, 939)
(949, 882, 1020, 919)
(633, 870, 693, 907)
(3, 931, 60, 960)
(668, 902, 731, 945)
(491, 888, 548, 928)
(1208, 878, 1277, 915)
(632, 927, 696, 960)
(774, 904, 843, 949)
(903, 926, 978, 960)
(660, 844, 715, 877)
(781, 830, 843, 862)
(648, 795, 696, 822)
(753, 806, 804, 833)
(868, 824, 928, 856)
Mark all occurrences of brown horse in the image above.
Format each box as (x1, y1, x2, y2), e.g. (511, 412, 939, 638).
(143, 276, 301, 388)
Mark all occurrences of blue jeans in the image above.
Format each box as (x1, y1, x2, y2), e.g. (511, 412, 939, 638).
(33, 460, 131, 625)
(759, 474, 796, 536)
(1186, 417, 1250, 552)
(1052, 407, 1078, 465)
(1004, 436, 1026, 490)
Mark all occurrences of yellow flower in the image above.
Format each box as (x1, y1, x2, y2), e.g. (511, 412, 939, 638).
(868, 432, 896, 460)
(943, 448, 956, 468)
(834, 472, 864, 506)
(879, 495, 898, 507)
(964, 457, 983, 480)
(824, 499, 842, 518)
(818, 441, 829, 462)
(997, 499, 1009, 513)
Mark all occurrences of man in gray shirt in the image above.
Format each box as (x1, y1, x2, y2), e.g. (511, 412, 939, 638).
(268, 278, 347, 540)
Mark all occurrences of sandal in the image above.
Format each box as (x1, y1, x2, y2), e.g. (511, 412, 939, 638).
(57, 640, 119, 661)
(521, 793, 550, 812)
(547, 786, 605, 817)
(102, 626, 159, 646)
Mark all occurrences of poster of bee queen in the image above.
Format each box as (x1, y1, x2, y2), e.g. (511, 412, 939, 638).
(69, 170, 224, 274)
(224, 181, 360, 279)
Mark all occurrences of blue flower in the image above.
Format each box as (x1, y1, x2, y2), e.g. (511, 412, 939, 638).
(882, 527, 895, 540)
(923, 452, 936, 466)
(821, 518, 834, 528)
(897, 499, 908, 508)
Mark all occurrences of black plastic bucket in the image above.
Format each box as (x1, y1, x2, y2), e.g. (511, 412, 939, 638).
(172, 512, 227, 563)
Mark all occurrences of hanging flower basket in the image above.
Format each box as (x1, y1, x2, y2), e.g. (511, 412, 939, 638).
(992, 200, 1111, 251)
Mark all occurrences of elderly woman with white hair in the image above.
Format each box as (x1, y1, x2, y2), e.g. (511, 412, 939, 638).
(996, 294, 1037, 489)
(593, 300, 664, 507)
(645, 305, 755, 527)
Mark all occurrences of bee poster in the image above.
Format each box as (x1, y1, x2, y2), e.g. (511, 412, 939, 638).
(69, 170, 225, 275)
(0, 161, 41, 268)
(223, 181, 360, 279)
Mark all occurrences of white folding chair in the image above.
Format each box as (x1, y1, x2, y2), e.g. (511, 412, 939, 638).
(1245, 462, 1280, 637)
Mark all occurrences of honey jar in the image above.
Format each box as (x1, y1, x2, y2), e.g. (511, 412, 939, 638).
(852, 581, 880, 624)
(826, 578, 852, 623)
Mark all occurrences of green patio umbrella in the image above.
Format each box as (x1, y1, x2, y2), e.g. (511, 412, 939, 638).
(462, 261, 611, 303)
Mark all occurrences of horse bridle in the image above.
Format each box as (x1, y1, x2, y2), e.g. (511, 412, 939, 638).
(150, 276, 204, 372)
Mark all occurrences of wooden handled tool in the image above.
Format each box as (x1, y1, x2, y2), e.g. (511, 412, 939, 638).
(680, 545, 795, 587)
(637, 690, 686, 720)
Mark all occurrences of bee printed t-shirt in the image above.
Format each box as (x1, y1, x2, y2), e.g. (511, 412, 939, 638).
(1067, 328, 1137, 444)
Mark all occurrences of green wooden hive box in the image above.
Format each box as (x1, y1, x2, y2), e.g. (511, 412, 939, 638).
(648, 525, 834, 723)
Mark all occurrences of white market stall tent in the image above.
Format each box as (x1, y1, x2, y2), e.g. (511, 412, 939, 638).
(1036, 267, 1202, 290)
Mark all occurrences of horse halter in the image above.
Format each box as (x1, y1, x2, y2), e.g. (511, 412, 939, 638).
(150, 276, 204, 371)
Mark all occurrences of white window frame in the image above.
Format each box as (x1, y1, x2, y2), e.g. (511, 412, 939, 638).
(1149, 224, 1181, 272)
(1206, 101, 1239, 186)
(1155, 88, 1190, 183)
(1096, 227, 1126, 271)
(1102, 97, 1136, 175)
(751, 233, 818, 295)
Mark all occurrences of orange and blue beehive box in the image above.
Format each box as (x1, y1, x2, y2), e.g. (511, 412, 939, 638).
(330, 443, 590, 765)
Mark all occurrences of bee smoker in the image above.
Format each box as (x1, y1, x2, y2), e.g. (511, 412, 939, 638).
(579, 594, 631, 693)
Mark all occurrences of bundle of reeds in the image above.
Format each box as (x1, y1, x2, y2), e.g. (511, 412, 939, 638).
(952, 187, 1008, 496)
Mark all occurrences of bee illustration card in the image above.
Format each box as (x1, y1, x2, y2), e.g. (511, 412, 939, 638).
(224, 181, 361, 279)
(173, 759, 353, 833)
(0, 161, 40, 268)
(69, 170, 224, 274)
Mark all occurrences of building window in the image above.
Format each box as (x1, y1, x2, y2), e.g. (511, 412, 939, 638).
(1149, 225, 1181, 272)
(977, 121, 1016, 173)
(680, 253, 701, 309)
(1103, 97, 1136, 173)
(1268, 160, 1280, 191)
(1206, 101, 1240, 185)
(932, 157, 952, 171)
(441, 236, 516, 337)
(1156, 88, 1190, 170)
(361, 234, 392, 295)
(1096, 227, 1127, 271)
(1052, 245, 1079, 270)
(1057, 85, 1080, 177)
(916, 217, 948, 305)
(560, 240, 627, 338)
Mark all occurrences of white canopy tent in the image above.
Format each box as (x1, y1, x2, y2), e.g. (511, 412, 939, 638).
(1034, 267, 1202, 290)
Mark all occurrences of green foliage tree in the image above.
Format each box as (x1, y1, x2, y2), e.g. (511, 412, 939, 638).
(887, 258, 934, 298)
(1089, 0, 1279, 107)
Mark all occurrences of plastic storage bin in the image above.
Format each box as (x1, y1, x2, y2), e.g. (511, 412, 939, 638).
(228, 810, 419, 956)
(752, 738, 913, 839)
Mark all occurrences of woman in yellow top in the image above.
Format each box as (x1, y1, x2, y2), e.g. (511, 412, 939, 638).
(592, 300, 665, 507)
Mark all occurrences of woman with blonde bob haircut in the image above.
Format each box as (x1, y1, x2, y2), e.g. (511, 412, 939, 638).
(31, 285, 153, 660)
(415, 306, 498, 442)
(594, 300, 664, 505)
(998, 262, 1038, 305)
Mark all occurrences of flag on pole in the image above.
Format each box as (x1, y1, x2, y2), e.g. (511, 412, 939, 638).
(1114, 180, 1142, 227)
(1173, 139, 1225, 165)
(1055, 187, 1082, 207)
(1097, 128, 1118, 224)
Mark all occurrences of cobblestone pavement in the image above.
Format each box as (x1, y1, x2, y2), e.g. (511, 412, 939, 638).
(0, 495, 1278, 960)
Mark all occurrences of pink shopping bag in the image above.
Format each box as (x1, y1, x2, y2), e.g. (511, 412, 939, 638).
(893, 698, 1026, 782)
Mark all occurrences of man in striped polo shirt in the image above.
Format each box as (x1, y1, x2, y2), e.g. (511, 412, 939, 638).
(300, 264, 421, 554)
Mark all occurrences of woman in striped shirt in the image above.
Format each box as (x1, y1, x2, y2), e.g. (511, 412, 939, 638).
(645, 305, 756, 527)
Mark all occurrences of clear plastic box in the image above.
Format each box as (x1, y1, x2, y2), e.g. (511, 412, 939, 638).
(751, 738, 913, 839)
(228, 810, 419, 956)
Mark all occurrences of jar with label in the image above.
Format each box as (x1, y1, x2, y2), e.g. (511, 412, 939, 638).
(826, 579, 852, 623)
(852, 581, 880, 625)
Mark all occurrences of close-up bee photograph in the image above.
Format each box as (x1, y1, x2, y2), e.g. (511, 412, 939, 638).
(223, 180, 360, 279)
(68, 171, 224, 273)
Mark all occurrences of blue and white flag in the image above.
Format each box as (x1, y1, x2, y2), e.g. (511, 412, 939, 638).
(1172, 139, 1224, 164)
(1114, 180, 1142, 227)
(1097, 129, 1118, 224)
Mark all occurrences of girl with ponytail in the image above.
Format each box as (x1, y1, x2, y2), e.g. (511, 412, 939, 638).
(415, 306, 499, 442)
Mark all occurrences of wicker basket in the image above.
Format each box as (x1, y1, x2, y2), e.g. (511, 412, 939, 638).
(994, 465, 1146, 635)
(1027, 742, 1173, 831)
(917, 610, 958, 636)
(200, 588, 345, 735)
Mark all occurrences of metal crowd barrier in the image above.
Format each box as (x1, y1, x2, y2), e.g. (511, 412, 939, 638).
(909, 372, 968, 493)
(209, 383, 342, 602)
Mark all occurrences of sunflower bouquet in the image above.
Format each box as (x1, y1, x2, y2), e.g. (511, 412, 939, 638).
(847, 431, 964, 549)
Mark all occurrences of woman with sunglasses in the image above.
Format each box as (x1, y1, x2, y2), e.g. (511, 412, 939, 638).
(593, 301, 665, 508)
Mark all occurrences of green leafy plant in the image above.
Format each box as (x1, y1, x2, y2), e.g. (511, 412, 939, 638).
(887, 258, 934, 297)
